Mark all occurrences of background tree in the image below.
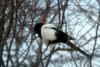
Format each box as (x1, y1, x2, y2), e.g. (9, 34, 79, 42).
(0, 0, 100, 67)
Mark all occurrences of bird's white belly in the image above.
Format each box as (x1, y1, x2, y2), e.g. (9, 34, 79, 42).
(41, 28, 57, 41)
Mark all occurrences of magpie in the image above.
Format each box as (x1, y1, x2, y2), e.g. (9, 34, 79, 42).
(34, 23, 91, 58)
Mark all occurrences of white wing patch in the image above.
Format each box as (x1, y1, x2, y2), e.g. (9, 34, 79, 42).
(41, 24, 57, 44)
(42, 24, 57, 28)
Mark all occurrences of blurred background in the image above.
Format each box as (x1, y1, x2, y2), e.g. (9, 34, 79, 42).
(0, 0, 100, 67)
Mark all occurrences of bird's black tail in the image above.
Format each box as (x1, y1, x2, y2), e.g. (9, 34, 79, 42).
(66, 41, 91, 58)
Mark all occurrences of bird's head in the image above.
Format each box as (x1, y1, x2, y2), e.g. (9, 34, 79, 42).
(34, 23, 44, 34)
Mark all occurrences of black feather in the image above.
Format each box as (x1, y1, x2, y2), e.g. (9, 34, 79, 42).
(34, 23, 43, 38)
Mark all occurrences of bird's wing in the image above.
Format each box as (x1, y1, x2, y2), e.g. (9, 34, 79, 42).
(42, 24, 57, 29)
(55, 29, 75, 40)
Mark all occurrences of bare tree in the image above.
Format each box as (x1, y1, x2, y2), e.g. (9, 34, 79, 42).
(0, 0, 100, 67)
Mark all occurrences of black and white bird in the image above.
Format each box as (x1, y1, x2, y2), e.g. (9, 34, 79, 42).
(34, 23, 74, 44)
(34, 23, 90, 57)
